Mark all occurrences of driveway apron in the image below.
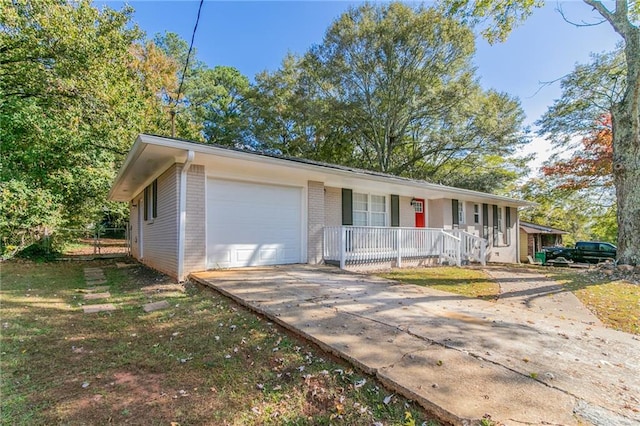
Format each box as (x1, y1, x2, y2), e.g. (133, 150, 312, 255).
(191, 265, 640, 425)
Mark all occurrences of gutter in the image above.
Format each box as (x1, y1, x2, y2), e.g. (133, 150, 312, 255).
(177, 150, 195, 282)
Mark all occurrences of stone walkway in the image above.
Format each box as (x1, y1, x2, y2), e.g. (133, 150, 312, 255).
(81, 267, 115, 313)
(81, 265, 171, 314)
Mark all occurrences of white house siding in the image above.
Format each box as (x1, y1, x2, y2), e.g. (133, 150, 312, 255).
(324, 186, 342, 227)
(488, 208, 519, 263)
(399, 196, 415, 227)
(184, 164, 206, 274)
(462, 201, 483, 238)
(136, 164, 180, 278)
(427, 199, 447, 228)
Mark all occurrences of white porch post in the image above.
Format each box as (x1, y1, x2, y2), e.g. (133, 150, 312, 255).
(481, 240, 487, 266)
(340, 226, 346, 269)
(396, 228, 402, 268)
(457, 239, 462, 267)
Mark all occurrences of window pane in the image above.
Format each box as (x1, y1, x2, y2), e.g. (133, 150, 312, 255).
(353, 211, 368, 226)
(371, 195, 385, 212)
(353, 193, 368, 212)
(371, 212, 386, 227)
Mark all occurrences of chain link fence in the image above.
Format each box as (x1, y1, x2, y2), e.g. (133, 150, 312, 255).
(58, 226, 130, 256)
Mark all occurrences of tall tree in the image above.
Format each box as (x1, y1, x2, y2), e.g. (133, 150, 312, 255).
(188, 66, 252, 146)
(248, 53, 358, 164)
(0, 0, 173, 252)
(252, 3, 529, 192)
(541, 114, 613, 193)
(444, 0, 640, 265)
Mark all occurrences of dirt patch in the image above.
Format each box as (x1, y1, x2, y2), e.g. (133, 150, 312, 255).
(53, 370, 173, 424)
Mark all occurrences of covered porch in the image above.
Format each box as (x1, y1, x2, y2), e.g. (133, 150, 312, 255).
(323, 226, 487, 269)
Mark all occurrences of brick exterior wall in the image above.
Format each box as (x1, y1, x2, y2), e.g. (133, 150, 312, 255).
(399, 196, 415, 227)
(184, 164, 206, 274)
(324, 186, 342, 227)
(137, 164, 180, 278)
(307, 180, 325, 264)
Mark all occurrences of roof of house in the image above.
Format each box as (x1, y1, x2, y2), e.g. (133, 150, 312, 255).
(519, 221, 568, 235)
(108, 134, 535, 208)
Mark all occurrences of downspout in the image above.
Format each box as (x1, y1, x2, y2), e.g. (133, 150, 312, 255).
(177, 150, 195, 282)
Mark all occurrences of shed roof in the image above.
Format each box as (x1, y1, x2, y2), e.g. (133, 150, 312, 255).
(520, 221, 568, 235)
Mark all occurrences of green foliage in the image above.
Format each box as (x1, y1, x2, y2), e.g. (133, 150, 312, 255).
(536, 49, 625, 148)
(0, 180, 61, 256)
(250, 3, 529, 192)
(0, 0, 147, 230)
(442, 0, 543, 43)
(0, 2, 195, 256)
(514, 177, 616, 245)
(188, 66, 252, 146)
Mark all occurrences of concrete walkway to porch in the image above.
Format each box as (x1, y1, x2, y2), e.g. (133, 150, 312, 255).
(191, 265, 639, 425)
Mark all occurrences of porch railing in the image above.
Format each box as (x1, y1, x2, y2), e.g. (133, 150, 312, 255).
(323, 226, 487, 269)
(448, 229, 487, 265)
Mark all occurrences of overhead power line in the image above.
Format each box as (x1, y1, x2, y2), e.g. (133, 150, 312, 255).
(171, 0, 204, 137)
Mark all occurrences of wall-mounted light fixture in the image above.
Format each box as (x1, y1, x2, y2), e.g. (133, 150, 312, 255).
(410, 198, 418, 207)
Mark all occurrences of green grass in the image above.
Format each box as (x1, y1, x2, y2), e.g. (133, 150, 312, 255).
(379, 267, 499, 300)
(544, 269, 639, 335)
(1, 260, 440, 425)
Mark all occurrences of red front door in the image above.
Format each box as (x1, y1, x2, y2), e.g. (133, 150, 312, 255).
(414, 198, 425, 228)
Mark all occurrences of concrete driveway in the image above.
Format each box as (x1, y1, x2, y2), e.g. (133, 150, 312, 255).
(191, 265, 640, 425)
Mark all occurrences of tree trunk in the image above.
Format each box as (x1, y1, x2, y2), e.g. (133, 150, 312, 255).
(613, 20, 640, 265)
(585, 0, 640, 265)
(612, 100, 640, 266)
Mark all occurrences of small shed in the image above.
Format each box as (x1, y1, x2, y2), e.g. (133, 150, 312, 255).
(519, 221, 568, 262)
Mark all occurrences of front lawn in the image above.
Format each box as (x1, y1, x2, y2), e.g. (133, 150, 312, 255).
(1, 260, 438, 425)
(379, 267, 499, 301)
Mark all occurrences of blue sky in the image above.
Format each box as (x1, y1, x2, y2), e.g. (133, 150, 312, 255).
(103, 0, 620, 170)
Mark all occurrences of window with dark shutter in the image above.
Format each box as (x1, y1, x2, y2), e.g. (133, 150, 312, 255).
(341, 188, 353, 226)
(390, 195, 399, 227)
(152, 179, 158, 219)
(505, 207, 511, 245)
(482, 203, 489, 240)
(452, 199, 459, 228)
(492, 205, 499, 245)
(143, 186, 149, 221)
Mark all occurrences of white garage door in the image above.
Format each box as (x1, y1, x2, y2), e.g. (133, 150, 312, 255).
(206, 179, 303, 268)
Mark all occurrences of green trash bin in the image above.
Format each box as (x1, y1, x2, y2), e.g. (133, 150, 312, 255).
(535, 251, 546, 264)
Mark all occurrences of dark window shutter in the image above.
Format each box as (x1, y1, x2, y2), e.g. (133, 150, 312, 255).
(152, 179, 158, 218)
(452, 199, 459, 227)
(341, 188, 353, 225)
(390, 195, 399, 227)
(482, 203, 489, 239)
(492, 204, 499, 245)
(505, 206, 512, 245)
(143, 186, 149, 221)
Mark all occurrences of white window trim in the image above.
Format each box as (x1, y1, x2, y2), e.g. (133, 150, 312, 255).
(353, 192, 388, 227)
(458, 201, 465, 225)
(473, 204, 480, 224)
(497, 207, 506, 245)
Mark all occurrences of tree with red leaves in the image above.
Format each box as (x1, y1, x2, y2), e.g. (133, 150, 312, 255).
(541, 114, 613, 192)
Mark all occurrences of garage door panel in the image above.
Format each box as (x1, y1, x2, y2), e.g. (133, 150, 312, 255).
(206, 179, 303, 268)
